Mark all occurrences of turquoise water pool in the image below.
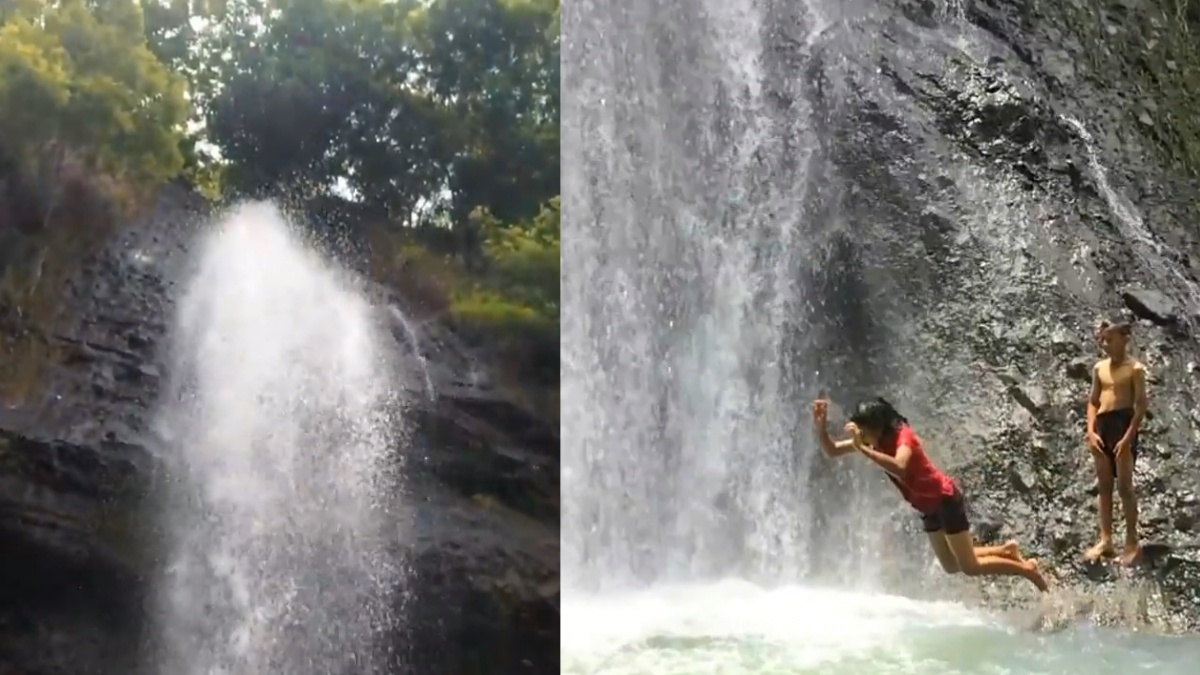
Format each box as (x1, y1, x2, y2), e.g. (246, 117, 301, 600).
(563, 581, 1200, 675)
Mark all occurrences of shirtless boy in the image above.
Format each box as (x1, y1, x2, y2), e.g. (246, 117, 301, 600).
(1084, 320, 1149, 565)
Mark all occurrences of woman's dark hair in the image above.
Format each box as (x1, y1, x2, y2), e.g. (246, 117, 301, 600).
(849, 397, 908, 433)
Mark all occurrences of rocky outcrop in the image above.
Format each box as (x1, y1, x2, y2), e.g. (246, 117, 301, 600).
(0, 184, 558, 673)
(767, 0, 1200, 630)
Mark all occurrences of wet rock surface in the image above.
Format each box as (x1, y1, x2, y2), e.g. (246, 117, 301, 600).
(777, 0, 1200, 630)
(0, 185, 558, 673)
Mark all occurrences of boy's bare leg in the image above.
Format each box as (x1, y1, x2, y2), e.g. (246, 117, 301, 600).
(1116, 450, 1140, 565)
(1085, 452, 1115, 561)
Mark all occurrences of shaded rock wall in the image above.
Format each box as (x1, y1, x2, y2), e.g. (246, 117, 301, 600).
(0, 186, 558, 673)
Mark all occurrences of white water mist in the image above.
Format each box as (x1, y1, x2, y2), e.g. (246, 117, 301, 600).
(561, 0, 835, 591)
(155, 202, 402, 674)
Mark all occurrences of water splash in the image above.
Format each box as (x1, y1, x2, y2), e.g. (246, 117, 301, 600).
(154, 202, 402, 674)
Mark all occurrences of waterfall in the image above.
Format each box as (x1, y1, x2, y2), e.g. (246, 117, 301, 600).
(153, 202, 403, 674)
(562, 0, 857, 591)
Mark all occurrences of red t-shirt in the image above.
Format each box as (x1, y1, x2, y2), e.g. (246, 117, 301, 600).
(875, 424, 957, 514)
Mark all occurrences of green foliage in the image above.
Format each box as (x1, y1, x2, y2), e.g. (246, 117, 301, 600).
(449, 198, 559, 389)
(476, 196, 560, 317)
(414, 0, 561, 226)
(0, 0, 190, 402)
(160, 0, 560, 235)
(1060, 0, 1200, 179)
(0, 0, 188, 183)
(167, 0, 562, 399)
(369, 197, 559, 391)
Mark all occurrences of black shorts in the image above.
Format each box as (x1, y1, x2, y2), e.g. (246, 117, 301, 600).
(1096, 408, 1139, 476)
(919, 489, 970, 535)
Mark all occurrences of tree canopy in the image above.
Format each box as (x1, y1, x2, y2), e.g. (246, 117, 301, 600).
(0, 0, 188, 183)
(0, 0, 560, 409)
(143, 0, 559, 228)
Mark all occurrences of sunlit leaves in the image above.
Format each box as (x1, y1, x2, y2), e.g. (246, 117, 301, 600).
(163, 0, 558, 235)
(479, 196, 560, 315)
(0, 1, 187, 183)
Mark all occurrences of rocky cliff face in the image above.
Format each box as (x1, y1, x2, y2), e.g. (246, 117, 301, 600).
(771, 0, 1200, 629)
(0, 185, 559, 673)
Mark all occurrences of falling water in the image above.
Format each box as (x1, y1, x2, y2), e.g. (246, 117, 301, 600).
(935, 0, 966, 23)
(562, 0, 830, 591)
(154, 202, 401, 674)
(1063, 116, 1200, 331)
(387, 306, 436, 400)
(561, 0, 883, 595)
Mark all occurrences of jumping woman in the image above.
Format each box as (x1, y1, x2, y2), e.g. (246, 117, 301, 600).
(812, 396, 1049, 592)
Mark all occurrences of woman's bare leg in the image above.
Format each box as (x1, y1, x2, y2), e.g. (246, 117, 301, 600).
(926, 532, 961, 573)
(945, 531, 1048, 592)
(975, 540, 1022, 561)
(930, 535, 1023, 573)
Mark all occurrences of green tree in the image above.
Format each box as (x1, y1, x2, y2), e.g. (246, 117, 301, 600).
(169, 0, 559, 250)
(410, 0, 559, 266)
(0, 0, 187, 183)
(477, 196, 560, 318)
(0, 0, 189, 401)
(450, 197, 560, 386)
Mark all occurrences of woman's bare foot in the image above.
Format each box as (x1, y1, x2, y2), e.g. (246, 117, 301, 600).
(1083, 539, 1113, 562)
(1119, 542, 1141, 566)
(1025, 558, 1050, 593)
(999, 540, 1023, 561)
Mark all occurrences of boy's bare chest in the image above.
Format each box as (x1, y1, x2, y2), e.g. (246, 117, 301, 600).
(1098, 362, 1134, 390)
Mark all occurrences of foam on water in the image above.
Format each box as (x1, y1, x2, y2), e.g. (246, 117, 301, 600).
(563, 582, 1200, 675)
(153, 202, 402, 674)
(564, 582, 988, 671)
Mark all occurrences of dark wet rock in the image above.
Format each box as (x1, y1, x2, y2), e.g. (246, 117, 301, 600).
(1065, 356, 1092, 382)
(1007, 384, 1048, 416)
(0, 429, 156, 675)
(967, 503, 1004, 543)
(1156, 548, 1200, 621)
(1122, 287, 1179, 326)
(1082, 559, 1116, 583)
(1172, 504, 1200, 534)
(1050, 335, 1082, 356)
(994, 368, 1023, 388)
(1008, 460, 1037, 493)
(0, 190, 558, 673)
(1138, 541, 1174, 567)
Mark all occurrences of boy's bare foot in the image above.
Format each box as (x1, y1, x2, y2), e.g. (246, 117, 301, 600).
(1025, 558, 1050, 593)
(1083, 539, 1113, 562)
(1119, 542, 1141, 566)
